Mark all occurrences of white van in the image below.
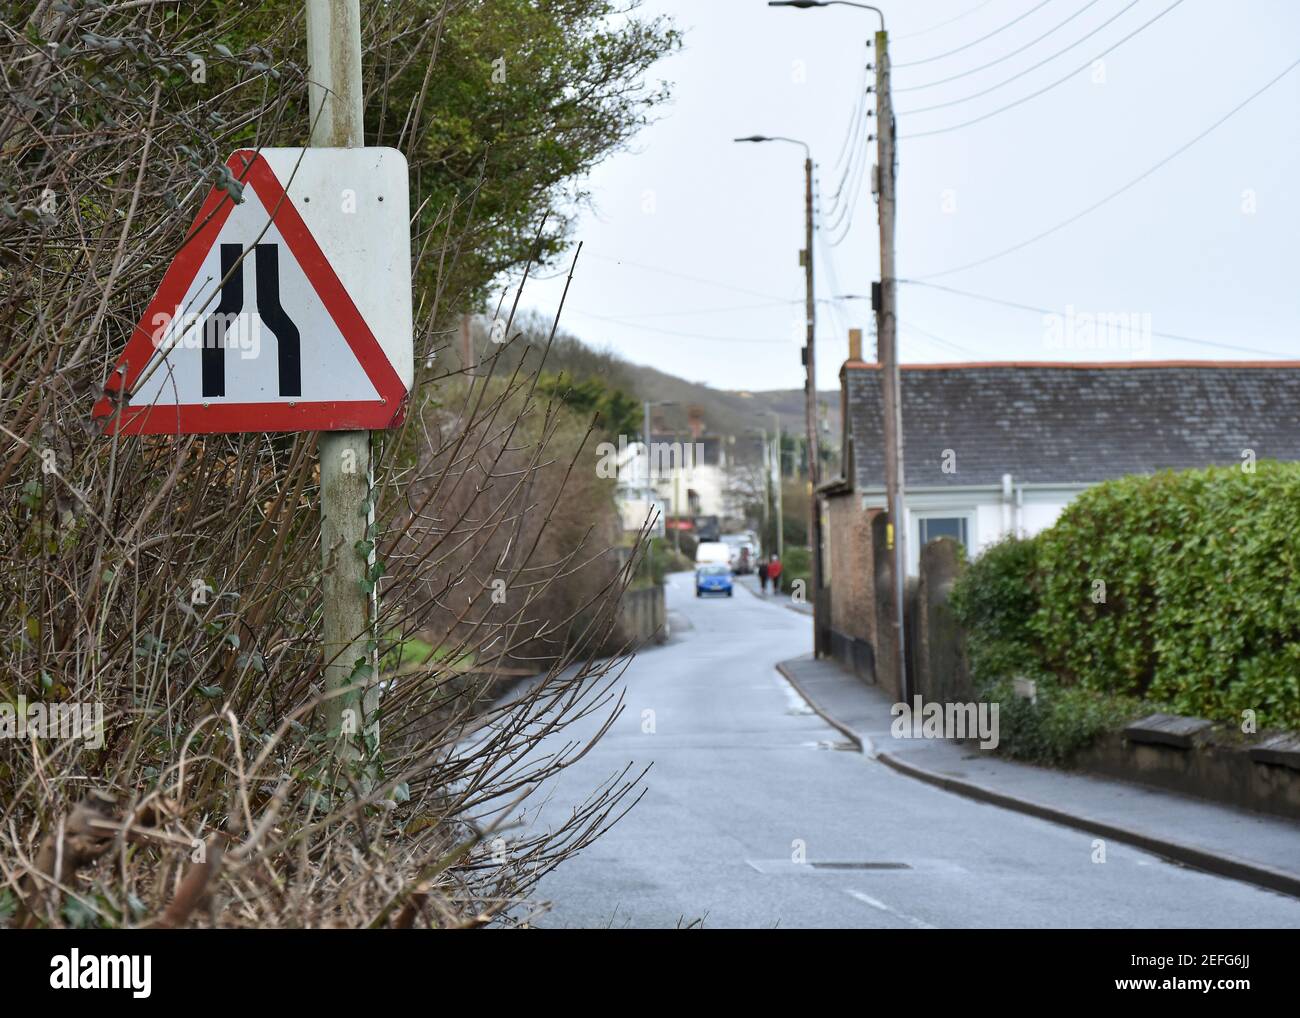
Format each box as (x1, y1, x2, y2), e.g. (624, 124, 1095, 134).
(694, 541, 732, 567)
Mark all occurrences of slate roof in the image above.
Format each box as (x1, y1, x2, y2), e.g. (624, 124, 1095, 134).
(841, 361, 1300, 490)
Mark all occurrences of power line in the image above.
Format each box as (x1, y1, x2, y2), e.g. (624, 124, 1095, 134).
(586, 252, 781, 301)
(898, 280, 1297, 358)
(824, 81, 874, 219)
(824, 138, 872, 239)
(566, 309, 796, 346)
(894, 0, 1057, 68)
(823, 121, 867, 219)
(899, 317, 981, 357)
(896, 0, 1106, 94)
(900, 0, 1188, 138)
(829, 48, 873, 177)
(899, 0, 1139, 114)
(912, 53, 1300, 277)
(591, 298, 800, 319)
(817, 219, 859, 343)
(821, 108, 875, 247)
(896, 0, 999, 41)
(826, 150, 873, 246)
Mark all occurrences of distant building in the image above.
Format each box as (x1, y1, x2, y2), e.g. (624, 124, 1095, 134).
(610, 438, 665, 537)
(644, 434, 728, 519)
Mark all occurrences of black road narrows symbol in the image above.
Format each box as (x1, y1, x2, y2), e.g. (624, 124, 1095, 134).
(202, 243, 242, 397)
(255, 243, 301, 398)
(200, 242, 301, 399)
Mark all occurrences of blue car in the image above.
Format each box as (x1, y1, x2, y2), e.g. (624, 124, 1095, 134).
(695, 564, 733, 597)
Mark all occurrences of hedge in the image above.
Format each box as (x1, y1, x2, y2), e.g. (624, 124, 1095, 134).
(953, 461, 1300, 736)
(948, 535, 1043, 686)
(948, 537, 1148, 765)
(1035, 461, 1300, 728)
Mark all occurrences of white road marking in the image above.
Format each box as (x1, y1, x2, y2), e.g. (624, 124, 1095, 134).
(846, 890, 937, 929)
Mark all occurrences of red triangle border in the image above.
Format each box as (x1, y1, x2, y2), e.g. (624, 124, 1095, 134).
(93, 149, 408, 435)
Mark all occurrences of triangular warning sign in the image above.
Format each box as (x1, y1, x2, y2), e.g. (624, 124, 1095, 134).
(95, 148, 411, 435)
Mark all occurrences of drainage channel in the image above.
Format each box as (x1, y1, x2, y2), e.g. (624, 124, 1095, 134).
(747, 858, 934, 875)
(809, 861, 911, 871)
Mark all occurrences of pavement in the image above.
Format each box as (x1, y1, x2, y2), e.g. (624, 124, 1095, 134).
(778, 654, 1300, 900)
(735, 571, 812, 614)
(511, 571, 1300, 928)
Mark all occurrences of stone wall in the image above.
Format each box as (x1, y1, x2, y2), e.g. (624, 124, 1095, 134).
(615, 583, 667, 648)
(1075, 723, 1300, 821)
(913, 537, 973, 703)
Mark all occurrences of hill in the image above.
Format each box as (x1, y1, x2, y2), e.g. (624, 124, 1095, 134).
(466, 312, 841, 455)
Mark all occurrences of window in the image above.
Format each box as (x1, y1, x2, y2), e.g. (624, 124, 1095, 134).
(918, 515, 968, 549)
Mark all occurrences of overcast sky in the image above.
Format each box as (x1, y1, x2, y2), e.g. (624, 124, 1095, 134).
(512, 0, 1299, 392)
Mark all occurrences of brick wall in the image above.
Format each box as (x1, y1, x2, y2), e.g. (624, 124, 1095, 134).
(824, 491, 877, 682)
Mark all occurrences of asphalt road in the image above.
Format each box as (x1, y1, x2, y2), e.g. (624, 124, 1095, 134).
(522, 572, 1300, 928)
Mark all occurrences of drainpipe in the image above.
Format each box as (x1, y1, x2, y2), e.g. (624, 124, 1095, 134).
(1001, 473, 1013, 539)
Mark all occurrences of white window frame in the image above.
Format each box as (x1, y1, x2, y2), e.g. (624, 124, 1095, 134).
(910, 507, 976, 575)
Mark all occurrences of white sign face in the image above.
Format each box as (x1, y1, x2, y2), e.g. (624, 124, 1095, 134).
(97, 147, 413, 434)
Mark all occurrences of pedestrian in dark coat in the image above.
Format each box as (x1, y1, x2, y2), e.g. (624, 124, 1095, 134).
(757, 560, 769, 594)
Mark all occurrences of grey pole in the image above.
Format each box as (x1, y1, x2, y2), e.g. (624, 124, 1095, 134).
(874, 27, 909, 702)
(306, 0, 378, 761)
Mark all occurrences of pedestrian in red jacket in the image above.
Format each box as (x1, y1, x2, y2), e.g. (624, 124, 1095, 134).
(767, 554, 783, 593)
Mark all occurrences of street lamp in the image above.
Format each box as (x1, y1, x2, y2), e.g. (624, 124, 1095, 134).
(767, 0, 885, 30)
(734, 133, 819, 647)
(769, 0, 908, 698)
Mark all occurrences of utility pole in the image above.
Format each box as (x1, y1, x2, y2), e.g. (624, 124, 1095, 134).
(875, 26, 909, 701)
(307, 0, 377, 760)
(768, 1, 902, 684)
(772, 411, 784, 564)
(800, 153, 823, 648)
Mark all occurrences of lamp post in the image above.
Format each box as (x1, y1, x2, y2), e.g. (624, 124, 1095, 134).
(770, 0, 907, 697)
(771, 411, 784, 565)
(734, 133, 821, 647)
(754, 412, 785, 565)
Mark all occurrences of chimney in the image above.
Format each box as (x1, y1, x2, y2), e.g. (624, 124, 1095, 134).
(848, 327, 862, 363)
(687, 405, 705, 440)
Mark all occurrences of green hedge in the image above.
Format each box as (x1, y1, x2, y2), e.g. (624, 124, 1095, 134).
(949, 537, 1148, 765)
(949, 535, 1044, 685)
(1036, 461, 1300, 727)
(952, 461, 1300, 743)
